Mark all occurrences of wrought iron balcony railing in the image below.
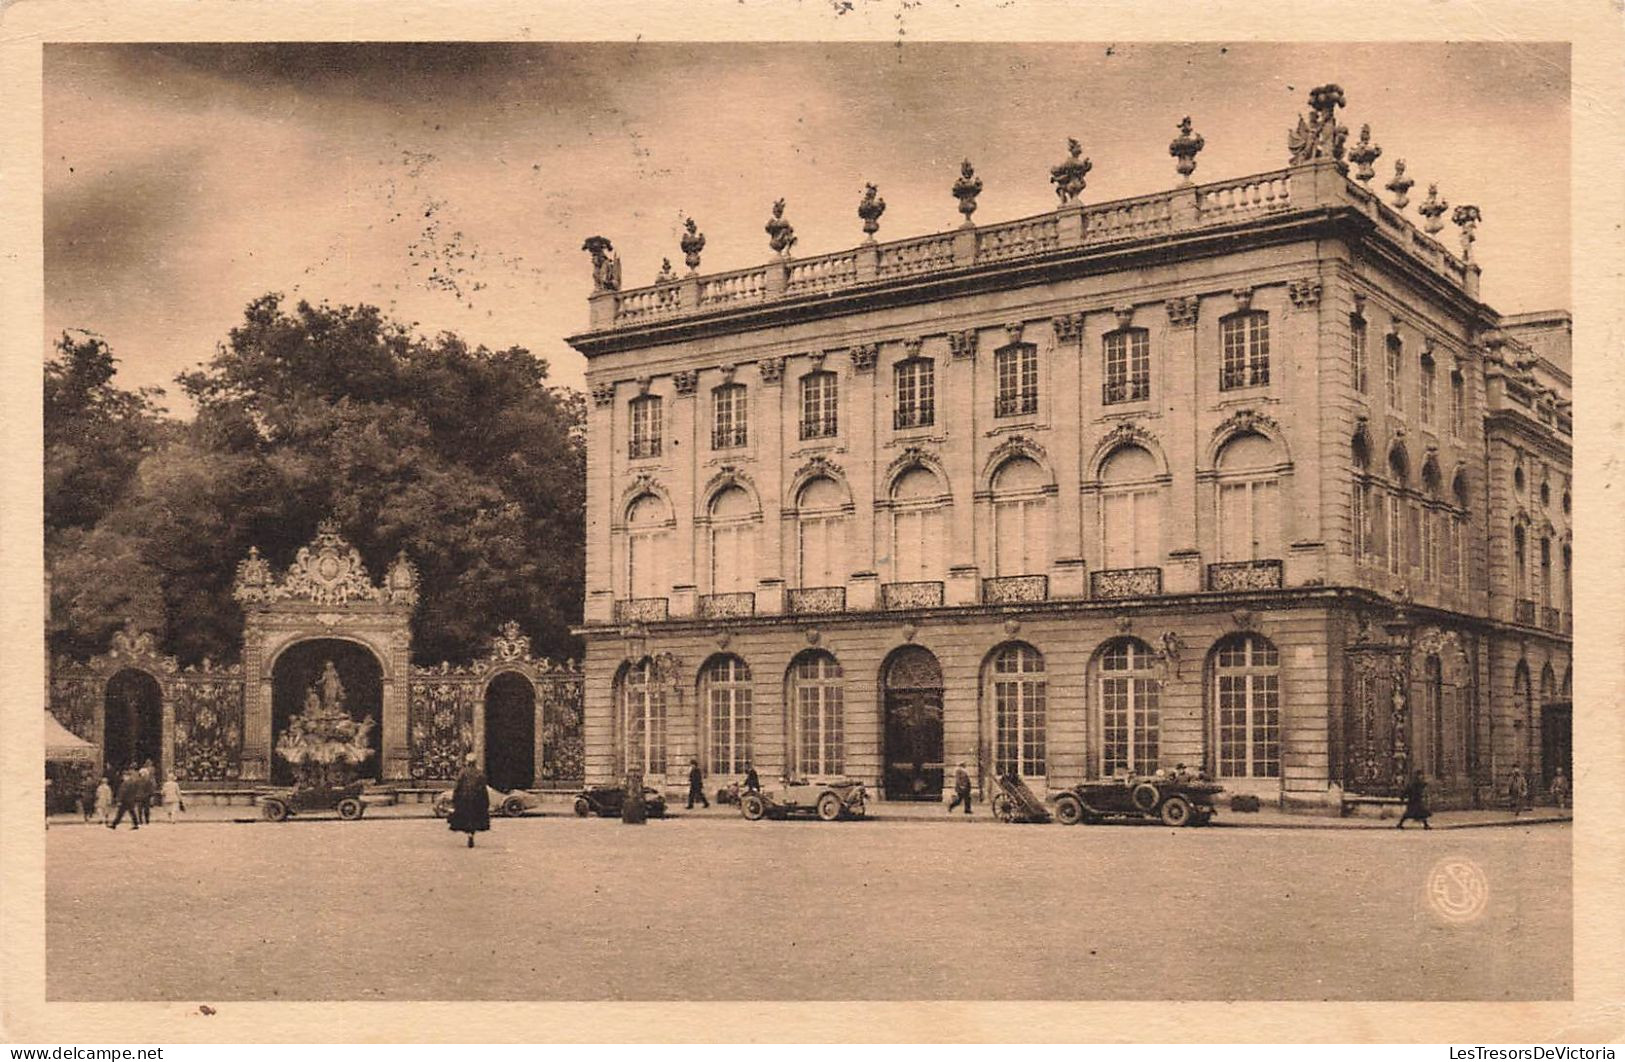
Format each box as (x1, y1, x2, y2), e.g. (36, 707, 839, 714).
(788, 586, 847, 614)
(1513, 599, 1536, 626)
(1207, 559, 1285, 592)
(882, 580, 946, 610)
(982, 574, 1049, 605)
(613, 597, 669, 623)
(1090, 567, 1162, 599)
(698, 592, 756, 619)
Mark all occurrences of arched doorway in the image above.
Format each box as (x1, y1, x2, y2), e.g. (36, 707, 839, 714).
(270, 639, 384, 784)
(882, 646, 944, 800)
(104, 668, 162, 776)
(484, 672, 536, 791)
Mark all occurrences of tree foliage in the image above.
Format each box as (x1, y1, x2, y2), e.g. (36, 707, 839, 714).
(46, 295, 586, 666)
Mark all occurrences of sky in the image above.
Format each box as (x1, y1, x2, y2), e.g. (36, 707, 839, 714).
(43, 42, 1570, 411)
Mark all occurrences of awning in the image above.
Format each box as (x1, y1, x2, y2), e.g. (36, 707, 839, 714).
(45, 711, 97, 761)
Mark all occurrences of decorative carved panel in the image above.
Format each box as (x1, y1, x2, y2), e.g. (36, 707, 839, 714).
(407, 678, 476, 782)
(171, 674, 245, 781)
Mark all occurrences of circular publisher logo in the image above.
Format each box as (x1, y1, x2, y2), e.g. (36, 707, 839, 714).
(1426, 858, 1491, 923)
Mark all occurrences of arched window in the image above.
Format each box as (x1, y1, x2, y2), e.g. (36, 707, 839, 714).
(1421, 461, 1442, 584)
(1215, 433, 1282, 563)
(702, 655, 752, 776)
(1103, 328, 1151, 404)
(1514, 660, 1533, 767)
(711, 383, 748, 449)
(1386, 446, 1410, 576)
(894, 357, 935, 429)
(796, 477, 848, 589)
(1539, 537, 1552, 610)
(1219, 312, 1270, 390)
(1451, 473, 1471, 591)
(1098, 638, 1160, 776)
(1419, 351, 1437, 426)
(1451, 369, 1467, 437)
(1513, 524, 1528, 602)
(789, 651, 844, 778)
(629, 395, 662, 459)
(891, 466, 947, 583)
(799, 371, 838, 440)
(989, 643, 1046, 779)
(1384, 332, 1404, 410)
(1100, 445, 1162, 570)
(1350, 312, 1369, 395)
(708, 486, 756, 593)
(626, 494, 672, 600)
(1213, 634, 1280, 779)
(1540, 663, 1556, 706)
(618, 659, 667, 776)
(991, 457, 1049, 576)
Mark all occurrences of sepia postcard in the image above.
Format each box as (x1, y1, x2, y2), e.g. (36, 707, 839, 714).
(2, 0, 1623, 1046)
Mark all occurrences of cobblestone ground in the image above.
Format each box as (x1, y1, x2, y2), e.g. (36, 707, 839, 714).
(47, 816, 1569, 1001)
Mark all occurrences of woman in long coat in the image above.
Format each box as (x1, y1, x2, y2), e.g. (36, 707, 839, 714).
(448, 754, 491, 847)
(1395, 770, 1431, 829)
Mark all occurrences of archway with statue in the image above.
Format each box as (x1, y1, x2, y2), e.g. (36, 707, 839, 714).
(269, 640, 385, 785)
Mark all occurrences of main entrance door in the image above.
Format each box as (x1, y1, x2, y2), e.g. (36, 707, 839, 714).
(883, 646, 944, 801)
(484, 672, 536, 791)
(1541, 702, 1571, 791)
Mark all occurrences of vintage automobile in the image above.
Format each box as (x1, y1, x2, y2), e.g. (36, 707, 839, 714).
(1052, 773, 1223, 827)
(259, 780, 368, 822)
(573, 784, 668, 818)
(739, 778, 868, 821)
(431, 785, 540, 819)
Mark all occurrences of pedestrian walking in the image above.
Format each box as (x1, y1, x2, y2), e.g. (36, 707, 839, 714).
(686, 758, 710, 809)
(1508, 764, 1530, 816)
(161, 776, 184, 824)
(107, 768, 142, 830)
(1395, 770, 1431, 829)
(94, 775, 114, 825)
(447, 753, 490, 847)
(1549, 766, 1570, 810)
(136, 762, 156, 825)
(80, 775, 99, 822)
(947, 761, 973, 815)
(743, 764, 760, 793)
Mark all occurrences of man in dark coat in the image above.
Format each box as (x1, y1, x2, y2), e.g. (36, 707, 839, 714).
(1396, 770, 1431, 829)
(686, 758, 709, 809)
(107, 768, 141, 830)
(448, 754, 491, 847)
(743, 764, 760, 793)
(947, 762, 973, 815)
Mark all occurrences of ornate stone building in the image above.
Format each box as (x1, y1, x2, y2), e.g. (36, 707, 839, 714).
(568, 87, 1571, 809)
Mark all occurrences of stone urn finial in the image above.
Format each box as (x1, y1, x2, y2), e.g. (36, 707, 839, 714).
(1452, 204, 1482, 261)
(1349, 123, 1382, 184)
(765, 198, 797, 256)
(655, 257, 676, 284)
(1418, 183, 1449, 236)
(1169, 116, 1205, 184)
(857, 183, 887, 240)
(1050, 137, 1092, 205)
(952, 160, 983, 226)
(1385, 159, 1415, 210)
(679, 217, 706, 272)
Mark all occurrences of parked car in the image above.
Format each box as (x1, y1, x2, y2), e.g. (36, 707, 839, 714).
(259, 780, 368, 822)
(573, 784, 667, 818)
(739, 779, 867, 822)
(1052, 774, 1223, 827)
(432, 785, 539, 819)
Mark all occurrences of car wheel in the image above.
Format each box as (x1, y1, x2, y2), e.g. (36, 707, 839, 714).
(337, 798, 364, 820)
(432, 799, 449, 818)
(740, 794, 767, 821)
(991, 794, 1015, 822)
(1053, 793, 1084, 826)
(262, 800, 288, 822)
(573, 797, 591, 817)
(1131, 782, 1161, 813)
(816, 793, 842, 821)
(502, 796, 527, 817)
(1159, 794, 1193, 827)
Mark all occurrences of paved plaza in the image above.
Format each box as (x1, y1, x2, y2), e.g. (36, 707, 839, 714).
(47, 815, 1570, 1001)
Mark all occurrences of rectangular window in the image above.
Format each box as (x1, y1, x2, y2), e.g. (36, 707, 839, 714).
(1350, 315, 1368, 394)
(1419, 359, 1436, 426)
(892, 507, 945, 583)
(796, 676, 843, 776)
(711, 384, 747, 449)
(995, 497, 1048, 576)
(709, 685, 752, 776)
(1218, 479, 1279, 563)
(994, 679, 1047, 777)
(1103, 329, 1151, 405)
(1455, 516, 1469, 591)
(1407, 502, 1422, 570)
(1421, 507, 1437, 583)
(1102, 489, 1160, 570)
(894, 359, 935, 429)
(1353, 479, 1367, 564)
(799, 372, 838, 440)
(1220, 313, 1270, 391)
(1387, 493, 1404, 575)
(1101, 677, 1159, 777)
(1385, 335, 1403, 411)
(1451, 373, 1466, 437)
(798, 515, 847, 588)
(628, 396, 662, 459)
(995, 344, 1040, 417)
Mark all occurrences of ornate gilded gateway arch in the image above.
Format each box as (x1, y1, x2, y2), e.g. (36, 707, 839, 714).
(232, 520, 420, 781)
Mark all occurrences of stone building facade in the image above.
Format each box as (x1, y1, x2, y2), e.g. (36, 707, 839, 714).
(568, 89, 1571, 809)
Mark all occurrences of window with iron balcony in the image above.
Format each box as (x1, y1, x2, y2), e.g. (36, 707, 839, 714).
(711, 383, 748, 449)
(800, 371, 839, 440)
(1103, 329, 1151, 405)
(995, 343, 1040, 417)
(628, 395, 662, 459)
(1219, 312, 1270, 391)
(893, 357, 935, 430)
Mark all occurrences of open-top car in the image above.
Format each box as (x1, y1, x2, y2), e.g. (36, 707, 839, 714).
(259, 780, 368, 822)
(1053, 773, 1223, 827)
(573, 783, 667, 818)
(739, 778, 867, 821)
(432, 785, 540, 819)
